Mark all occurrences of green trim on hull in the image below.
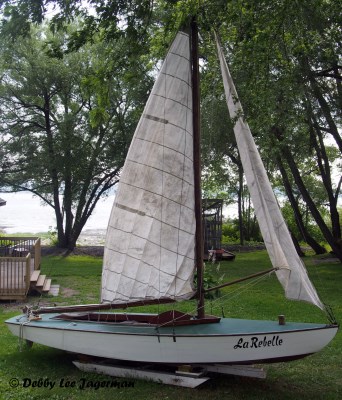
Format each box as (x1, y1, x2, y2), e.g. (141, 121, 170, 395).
(6, 313, 336, 337)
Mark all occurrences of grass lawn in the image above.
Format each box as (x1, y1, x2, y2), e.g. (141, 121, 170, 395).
(0, 250, 341, 400)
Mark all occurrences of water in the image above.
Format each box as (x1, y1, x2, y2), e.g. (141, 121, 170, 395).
(0, 191, 238, 240)
(0, 191, 114, 234)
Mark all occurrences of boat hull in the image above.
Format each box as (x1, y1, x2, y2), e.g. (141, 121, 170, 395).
(6, 313, 338, 365)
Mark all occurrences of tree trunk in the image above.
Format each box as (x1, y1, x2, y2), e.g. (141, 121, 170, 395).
(290, 230, 305, 257)
(304, 58, 342, 153)
(273, 126, 342, 261)
(277, 157, 326, 255)
(43, 93, 66, 248)
(308, 113, 341, 240)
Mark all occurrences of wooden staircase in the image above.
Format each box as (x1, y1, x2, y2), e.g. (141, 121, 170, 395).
(30, 270, 55, 295)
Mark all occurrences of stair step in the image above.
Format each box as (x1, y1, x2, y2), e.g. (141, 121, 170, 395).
(30, 270, 40, 283)
(42, 278, 51, 292)
(36, 275, 46, 287)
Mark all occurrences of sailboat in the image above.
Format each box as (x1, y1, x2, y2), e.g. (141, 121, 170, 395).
(6, 22, 338, 368)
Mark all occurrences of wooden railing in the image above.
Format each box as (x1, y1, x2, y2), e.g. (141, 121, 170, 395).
(0, 237, 41, 270)
(0, 254, 31, 300)
(0, 237, 41, 300)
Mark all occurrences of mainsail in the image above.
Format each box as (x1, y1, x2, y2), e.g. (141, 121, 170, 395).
(216, 37, 324, 310)
(101, 31, 196, 304)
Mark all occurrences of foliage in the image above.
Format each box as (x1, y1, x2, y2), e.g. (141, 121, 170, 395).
(221, 217, 262, 245)
(215, 0, 341, 256)
(47, 226, 59, 247)
(282, 201, 324, 243)
(0, 0, 340, 255)
(0, 0, 154, 45)
(198, 0, 341, 255)
(194, 262, 225, 300)
(0, 22, 152, 249)
(221, 220, 240, 244)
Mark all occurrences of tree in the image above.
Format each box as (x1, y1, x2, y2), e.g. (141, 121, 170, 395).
(280, 161, 327, 254)
(210, 0, 342, 259)
(0, 24, 152, 249)
(1, 0, 341, 257)
(0, 0, 154, 49)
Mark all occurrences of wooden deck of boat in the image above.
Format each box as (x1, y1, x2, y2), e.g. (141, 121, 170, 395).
(6, 313, 331, 336)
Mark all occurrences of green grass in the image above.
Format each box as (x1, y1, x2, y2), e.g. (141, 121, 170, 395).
(1, 250, 341, 399)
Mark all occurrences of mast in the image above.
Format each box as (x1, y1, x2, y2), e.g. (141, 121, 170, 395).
(191, 18, 205, 319)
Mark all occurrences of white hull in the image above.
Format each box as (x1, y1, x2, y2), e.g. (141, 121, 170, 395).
(6, 314, 338, 365)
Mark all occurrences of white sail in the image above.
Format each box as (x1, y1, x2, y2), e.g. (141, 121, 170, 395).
(216, 37, 324, 310)
(101, 32, 196, 304)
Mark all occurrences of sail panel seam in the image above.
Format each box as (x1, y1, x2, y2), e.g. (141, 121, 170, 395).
(148, 93, 192, 118)
(103, 266, 190, 283)
(157, 70, 191, 89)
(131, 136, 193, 163)
(105, 226, 195, 257)
(122, 159, 193, 186)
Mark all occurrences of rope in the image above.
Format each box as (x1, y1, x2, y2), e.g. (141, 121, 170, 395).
(157, 269, 276, 328)
(197, 270, 276, 317)
(18, 320, 30, 352)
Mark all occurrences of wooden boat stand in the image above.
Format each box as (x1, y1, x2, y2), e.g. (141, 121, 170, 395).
(73, 358, 266, 388)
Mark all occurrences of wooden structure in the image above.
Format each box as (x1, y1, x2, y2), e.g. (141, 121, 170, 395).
(73, 360, 266, 388)
(202, 199, 223, 253)
(202, 199, 235, 261)
(0, 236, 51, 300)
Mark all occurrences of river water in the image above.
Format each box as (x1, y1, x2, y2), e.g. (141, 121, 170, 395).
(0, 191, 237, 246)
(0, 191, 114, 235)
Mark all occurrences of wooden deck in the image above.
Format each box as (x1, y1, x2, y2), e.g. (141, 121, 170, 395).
(0, 236, 59, 300)
(0, 237, 56, 300)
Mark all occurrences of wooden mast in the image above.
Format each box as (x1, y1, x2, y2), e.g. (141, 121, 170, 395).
(191, 18, 205, 319)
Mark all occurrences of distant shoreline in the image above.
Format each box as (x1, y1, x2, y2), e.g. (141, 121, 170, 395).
(77, 229, 107, 246)
(0, 228, 107, 246)
(0, 191, 113, 234)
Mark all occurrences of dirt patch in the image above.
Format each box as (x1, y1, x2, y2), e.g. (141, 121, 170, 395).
(311, 255, 341, 265)
(1, 288, 79, 310)
(41, 245, 104, 257)
(73, 246, 104, 257)
(223, 244, 266, 252)
(61, 287, 80, 297)
(1, 298, 56, 311)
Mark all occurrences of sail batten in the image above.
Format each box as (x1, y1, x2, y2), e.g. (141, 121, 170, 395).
(216, 36, 324, 310)
(101, 31, 196, 304)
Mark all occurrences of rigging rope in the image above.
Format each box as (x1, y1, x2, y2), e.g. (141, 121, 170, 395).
(157, 269, 276, 328)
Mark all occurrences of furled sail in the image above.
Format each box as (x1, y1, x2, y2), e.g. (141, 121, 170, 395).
(101, 31, 196, 304)
(216, 37, 324, 310)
